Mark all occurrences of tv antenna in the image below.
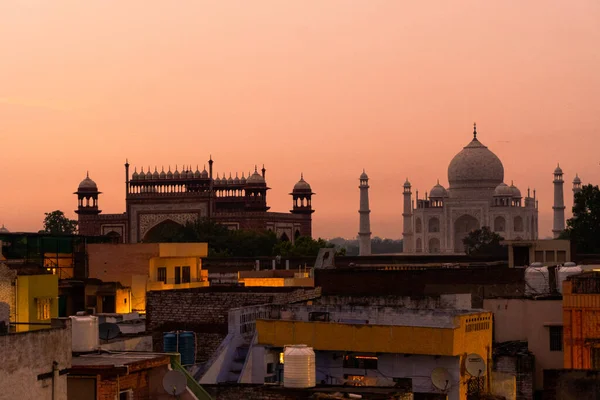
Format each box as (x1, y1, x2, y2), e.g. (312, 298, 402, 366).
(465, 353, 487, 377)
(431, 367, 452, 391)
(162, 370, 187, 397)
(98, 322, 121, 342)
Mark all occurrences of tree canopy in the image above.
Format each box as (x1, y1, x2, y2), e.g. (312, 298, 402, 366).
(462, 226, 506, 257)
(144, 218, 334, 257)
(41, 210, 78, 235)
(562, 184, 600, 254)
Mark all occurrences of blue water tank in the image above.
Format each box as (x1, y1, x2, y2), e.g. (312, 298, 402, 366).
(163, 332, 177, 354)
(178, 331, 196, 366)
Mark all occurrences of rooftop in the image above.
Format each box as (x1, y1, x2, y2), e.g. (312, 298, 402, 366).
(71, 351, 170, 369)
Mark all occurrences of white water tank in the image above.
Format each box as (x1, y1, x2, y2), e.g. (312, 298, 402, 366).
(283, 344, 316, 388)
(70, 313, 99, 352)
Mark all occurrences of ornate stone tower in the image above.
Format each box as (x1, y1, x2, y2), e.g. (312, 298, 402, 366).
(290, 174, 315, 239)
(358, 170, 372, 256)
(402, 178, 413, 253)
(573, 173, 582, 200)
(552, 164, 565, 238)
(75, 172, 101, 216)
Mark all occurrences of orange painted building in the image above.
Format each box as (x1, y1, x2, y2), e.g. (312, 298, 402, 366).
(563, 271, 600, 369)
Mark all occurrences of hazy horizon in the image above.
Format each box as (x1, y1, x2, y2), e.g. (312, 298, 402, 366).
(1, 1, 599, 239)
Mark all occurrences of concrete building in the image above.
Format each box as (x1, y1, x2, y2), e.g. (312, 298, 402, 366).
(75, 160, 314, 244)
(199, 294, 499, 400)
(401, 124, 539, 254)
(563, 271, 600, 369)
(484, 296, 562, 396)
(68, 352, 211, 400)
(87, 242, 210, 312)
(358, 170, 372, 256)
(0, 261, 59, 332)
(0, 318, 71, 400)
(237, 270, 313, 287)
(502, 239, 571, 267)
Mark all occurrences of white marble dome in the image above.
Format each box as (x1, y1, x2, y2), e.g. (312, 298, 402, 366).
(447, 132, 504, 190)
(494, 182, 512, 196)
(429, 181, 448, 198)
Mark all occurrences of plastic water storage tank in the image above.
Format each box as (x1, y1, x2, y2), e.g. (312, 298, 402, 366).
(163, 332, 178, 353)
(283, 344, 316, 388)
(178, 331, 196, 366)
(163, 331, 196, 366)
(70, 312, 99, 352)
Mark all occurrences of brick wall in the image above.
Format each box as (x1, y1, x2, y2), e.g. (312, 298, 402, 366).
(146, 287, 320, 363)
(0, 262, 17, 322)
(494, 355, 534, 400)
(315, 267, 524, 308)
(543, 369, 600, 400)
(95, 356, 170, 400)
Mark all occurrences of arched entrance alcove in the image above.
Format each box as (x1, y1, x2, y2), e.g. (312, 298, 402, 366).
(454, 214, 480, 253)
(143, 219, 184, 242)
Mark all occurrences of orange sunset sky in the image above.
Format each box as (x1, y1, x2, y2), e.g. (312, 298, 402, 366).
(1, 1, 599, 239)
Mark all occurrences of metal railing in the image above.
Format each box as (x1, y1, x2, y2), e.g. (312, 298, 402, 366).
(170, 356, 213, 400)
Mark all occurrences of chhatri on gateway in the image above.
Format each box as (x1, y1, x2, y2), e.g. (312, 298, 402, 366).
(358, 124, 583, 255)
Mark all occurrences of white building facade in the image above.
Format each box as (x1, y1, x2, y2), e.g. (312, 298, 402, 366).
(403, 124, 539, 254)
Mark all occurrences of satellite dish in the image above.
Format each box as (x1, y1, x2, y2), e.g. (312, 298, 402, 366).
(465, 353, 487, 377)
(431, 367, 452, 391)
(98, 322, 121, 341)
(162, 370, 187, 396)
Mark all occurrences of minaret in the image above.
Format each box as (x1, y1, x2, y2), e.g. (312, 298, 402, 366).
(573, 173, 582, 200)
(358, 170, 372, 256)
(402, 178, 413, 253)
(552, 164, 565, 238)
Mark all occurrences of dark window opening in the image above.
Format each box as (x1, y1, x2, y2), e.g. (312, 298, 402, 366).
(182, 266, 191, 283)
(550, 326, 563, 351)
(343, 355, 378, 369)
(174, 266, 181, 284)
(157, 267, 167, 284)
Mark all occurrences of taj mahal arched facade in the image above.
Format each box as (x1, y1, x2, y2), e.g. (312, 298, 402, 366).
(402, 125, 539, 254)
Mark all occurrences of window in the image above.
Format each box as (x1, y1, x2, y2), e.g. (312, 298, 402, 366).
(36, 298, 52, 320)
(182, 266, 191, 284)
(174, 266, 181, 285)
(343, 355, 378, 369)
(157, 267, 167, 284)
(549, 326, 563, 351)
(592, 348, 600, 369)
(119, 390, 133, 400)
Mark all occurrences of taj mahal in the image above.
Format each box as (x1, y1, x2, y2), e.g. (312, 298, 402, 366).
(357, 124, 582, 255)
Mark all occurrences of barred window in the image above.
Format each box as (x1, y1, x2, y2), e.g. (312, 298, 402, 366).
(549, 326, 563, 352)
(36, 298, 52, 320)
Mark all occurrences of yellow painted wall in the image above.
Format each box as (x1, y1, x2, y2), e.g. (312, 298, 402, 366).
(16, 274, 58, 331)
(116, 288, 132, 314)
(149, 256, 201, 283)
(257, 313, 491, 357)
(158, 243, 208, 258)
(257, 312, 492, 400)
(241, 277, 314, 287)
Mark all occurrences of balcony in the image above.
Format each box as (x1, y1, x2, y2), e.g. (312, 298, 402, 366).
(147, 277, 209, 291)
